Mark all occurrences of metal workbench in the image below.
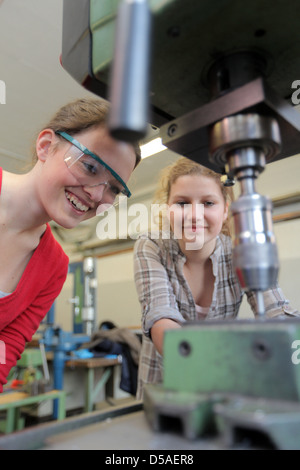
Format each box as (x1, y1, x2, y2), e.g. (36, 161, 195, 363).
(0, 401, 226, 450)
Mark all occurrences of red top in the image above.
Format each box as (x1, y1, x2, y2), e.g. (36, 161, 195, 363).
(0, 168, 69, 390)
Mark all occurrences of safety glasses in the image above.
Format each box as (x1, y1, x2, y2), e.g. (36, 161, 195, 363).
(55, 131, 131, 200)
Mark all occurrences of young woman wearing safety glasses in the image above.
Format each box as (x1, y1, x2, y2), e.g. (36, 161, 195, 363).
(0, 98, 140, 391)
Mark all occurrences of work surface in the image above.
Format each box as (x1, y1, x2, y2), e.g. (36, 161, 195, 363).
(0, 402, 226, 450)
(41, 411, 223, 451)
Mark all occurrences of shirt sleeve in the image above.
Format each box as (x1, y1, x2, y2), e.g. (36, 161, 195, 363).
(0, 267, 68, 392)
(246, 283, 300, 318)
(133, 236, 185, 337)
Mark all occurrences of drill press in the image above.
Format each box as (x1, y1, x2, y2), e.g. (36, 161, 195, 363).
(60, 0, 300, 448)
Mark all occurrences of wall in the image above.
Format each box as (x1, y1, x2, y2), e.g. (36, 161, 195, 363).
(97, 251, 141, 328)
(54, 250, 141, 332)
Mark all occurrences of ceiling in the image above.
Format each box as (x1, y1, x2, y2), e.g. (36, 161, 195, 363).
(0, 0, 299, 259)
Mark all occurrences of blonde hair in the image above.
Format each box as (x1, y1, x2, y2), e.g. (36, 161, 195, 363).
(153, 157, 234, 236)
(32, 97, 141, 167)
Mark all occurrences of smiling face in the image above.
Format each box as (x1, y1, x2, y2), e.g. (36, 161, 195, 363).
(167, 174, 229, 252)
(36, 125, 136, 229)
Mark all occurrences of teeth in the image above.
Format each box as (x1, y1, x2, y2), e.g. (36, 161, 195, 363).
(66, 192, 89, 212)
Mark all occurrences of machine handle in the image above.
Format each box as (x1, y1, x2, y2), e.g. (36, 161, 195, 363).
(108, 0, 152, 142)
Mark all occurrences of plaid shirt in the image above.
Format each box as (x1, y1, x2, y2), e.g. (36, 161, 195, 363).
(133, 231, 299, 399)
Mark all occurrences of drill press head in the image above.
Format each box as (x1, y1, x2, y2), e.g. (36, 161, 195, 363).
(209, 113, 282, 302)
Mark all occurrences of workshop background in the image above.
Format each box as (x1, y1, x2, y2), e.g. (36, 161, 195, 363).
(0, 0, 300, 419)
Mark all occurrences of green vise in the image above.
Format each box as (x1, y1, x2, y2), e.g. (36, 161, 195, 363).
(144, 320, 300, 449)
